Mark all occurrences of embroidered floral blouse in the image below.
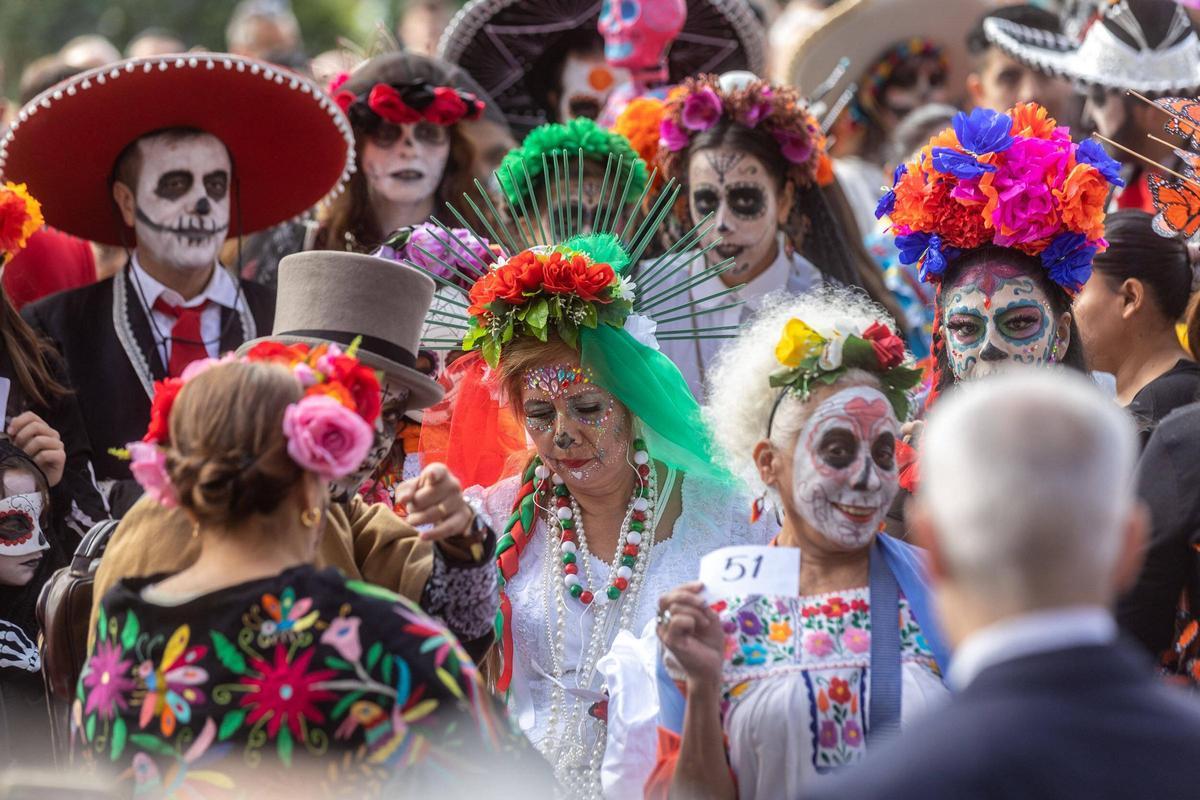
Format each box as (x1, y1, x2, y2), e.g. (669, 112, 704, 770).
(74, 564, 545, 798)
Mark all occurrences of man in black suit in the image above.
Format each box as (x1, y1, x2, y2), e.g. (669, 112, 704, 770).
(1, 53, 354, 514)
(807, 370, 1200, 800)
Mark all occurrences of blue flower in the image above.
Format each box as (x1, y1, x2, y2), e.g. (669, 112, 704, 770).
(1075, 138, 1126, 187)
(953, 107, 1015, 156)
(741, 643, 768, 666)
(931, 147, 996, 180)
(895, 231, 932, 266)
(895, 231, 957, 282)
(1041, 231, 1097, 293)
(874, 164, 908, 219)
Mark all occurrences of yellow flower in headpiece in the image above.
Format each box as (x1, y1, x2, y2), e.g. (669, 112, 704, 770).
(775, 318, 826, 368)
(0, 182, 44, 259)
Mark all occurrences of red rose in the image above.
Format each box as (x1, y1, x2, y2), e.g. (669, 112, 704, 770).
(508, 252, 545, 296)
(460, 91, 485, 121)
(541, 253, 578, 295)
(576, 259, 616, 302)
(333, 89, 356, 114)
(328, 356, 382, 425)
(368, 83, 422, 125)
(862, 322, 906, 369)
(425, 87, 468, 126)
(144, 378, 184, 444)
(245, 340, 310, 366)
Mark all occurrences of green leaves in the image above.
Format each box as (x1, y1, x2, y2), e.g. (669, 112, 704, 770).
(110, 718, 126, 761)
(277, 726, 294, 766)
(218, 709, 247, 741)
(331, 690, 365, 719)
(211, 631, 246, 675)
(129, 733, 174, 756)
(120, 612, 139, 650)
(366, 642, 383, 672)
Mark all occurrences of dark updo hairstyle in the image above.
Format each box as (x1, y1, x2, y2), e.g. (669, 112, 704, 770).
(1090, 210, 1193, 323)
(932, 245, 1087, 395)
(165, 361, 305, 527)
(682, 118, 865, 288)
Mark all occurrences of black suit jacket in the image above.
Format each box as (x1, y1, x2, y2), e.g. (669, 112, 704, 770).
(24, 267, 274, 508)
(806, 642, 1200, 800)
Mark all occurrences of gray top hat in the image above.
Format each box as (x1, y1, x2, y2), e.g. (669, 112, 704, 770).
(239, 251, 445, 410)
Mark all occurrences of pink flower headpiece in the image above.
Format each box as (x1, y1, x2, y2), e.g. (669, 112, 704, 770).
(125, 340, 382, 508)
(657, 75, 833, 188)
(329, 74, 485, 127)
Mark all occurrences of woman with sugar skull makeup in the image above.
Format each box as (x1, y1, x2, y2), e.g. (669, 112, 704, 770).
(402, 151, 775, 799)
(601, 288, 949, 800)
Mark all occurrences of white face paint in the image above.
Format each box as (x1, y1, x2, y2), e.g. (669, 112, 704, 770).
(0, 470, 47, 588)
(688, 147, 781, 280)
(942, 263, 1058, 382)
(132, 132, 231, 271)
(360, 121, 451, 208)
(557, 52, 627, 122)
(791, 386, 899, 550)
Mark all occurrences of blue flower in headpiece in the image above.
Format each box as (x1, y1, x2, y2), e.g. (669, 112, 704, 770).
(1041, 231, 1097, 294)
(931, 148, 997, 180)
(953, 108, 1015, 156)
(895, 231, 957, 282)
(1075, 139, 1126, 187)
(875, 164, 908, 220)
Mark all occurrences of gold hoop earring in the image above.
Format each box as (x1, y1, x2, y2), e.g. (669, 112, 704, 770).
(191, 520, 200, 539)
(300, 507, 322, 528)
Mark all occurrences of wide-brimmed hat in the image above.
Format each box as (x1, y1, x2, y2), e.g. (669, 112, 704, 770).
(0, 53, 355, 247)
(985, 0, 1200, 95)
(787, 0, 995, 108)
(438, 0, 766, 135)
(239, 251, 445, 410)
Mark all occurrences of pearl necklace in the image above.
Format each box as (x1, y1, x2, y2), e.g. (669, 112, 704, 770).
(535, 452, 660, 799)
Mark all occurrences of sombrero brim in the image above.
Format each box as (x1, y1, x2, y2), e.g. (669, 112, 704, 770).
(236, 334, 446, 412)
(788, 0, 994, 105)
(984, 16, 1200, 95)
(438, 0, 765, 135)
(0, 54, 355, 246)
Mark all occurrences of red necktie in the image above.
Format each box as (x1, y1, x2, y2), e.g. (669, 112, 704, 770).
(153, 297, 211, 377)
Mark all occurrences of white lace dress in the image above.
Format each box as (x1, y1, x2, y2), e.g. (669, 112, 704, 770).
(469, 471, 776, 797)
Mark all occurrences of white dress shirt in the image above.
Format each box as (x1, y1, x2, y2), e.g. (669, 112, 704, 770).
(656, 235, 822, 398)
(128, 255, 241, 369)
(947, 605, 1117, 691)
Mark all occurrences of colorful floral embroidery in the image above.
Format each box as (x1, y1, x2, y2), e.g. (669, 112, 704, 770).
(805, 668, 867, 772)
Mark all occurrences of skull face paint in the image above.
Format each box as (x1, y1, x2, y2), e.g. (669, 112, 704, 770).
(558, 51, 628, 121)
(360, 121, 451, 208)
(0, 469, 47, 588)
(521, 362, 630, 485)
(688, 147, 781, 280)
(942, 262, 1058, 382)
(598, 0, 686, 70)
(132, 132, 231, 271)
(328, 390, 406, 503)
(791, 386, 899, 550)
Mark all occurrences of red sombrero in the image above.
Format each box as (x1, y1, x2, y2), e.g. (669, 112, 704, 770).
(0, 53, 356, 247)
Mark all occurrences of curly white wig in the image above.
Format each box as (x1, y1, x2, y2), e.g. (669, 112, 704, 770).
(703, 286, 905, 497)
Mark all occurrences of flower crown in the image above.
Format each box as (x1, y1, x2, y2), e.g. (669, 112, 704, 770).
(463, 233, 635, 367)
(770, 317, 922, 425)
(126, 341, 382, 508)
(854, 39, 947, 121)
(329, 74, 485, 127)
(0, 182, 43, 263)
(878, 103, 1124, 295)
(658, 76, 833, 189)
(377, 223, 500, 291)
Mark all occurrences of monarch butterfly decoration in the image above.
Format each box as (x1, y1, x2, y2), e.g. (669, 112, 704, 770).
(1154, 96, 1200, 149)
(1148, 174, 1200, 239)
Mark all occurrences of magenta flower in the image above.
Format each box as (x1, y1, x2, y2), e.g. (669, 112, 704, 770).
(128, 441, 177, 509)
(82, 640, 135, 720)
(660, 117, 690, 152)
(842, 627, 871, 654)
(283, 395, 374, 481)
(740, 90, 773, 127)
(404, 224, 492, 284)
(738, 610, 763, 636)
(984, 136, 1073, 246)
(803, 630, 834, 657)
(680, 86, 723, 131)
(843, 720, 863, 747)
(818, 720, 838, 748)
(774, 130, 814, 165)
(320, 616, 363, 663)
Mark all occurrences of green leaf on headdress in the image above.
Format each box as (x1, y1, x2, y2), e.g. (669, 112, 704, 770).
(481, 337, 501, 369)
(526, 297, 549, 334)
(840, 336, 878, 369)
(582, 303, 599, 330)
(563, 232, 631, 273)
(558, 318, 579, 350)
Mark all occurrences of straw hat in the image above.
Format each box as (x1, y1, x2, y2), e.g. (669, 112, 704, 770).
(240, 251, 444, 410)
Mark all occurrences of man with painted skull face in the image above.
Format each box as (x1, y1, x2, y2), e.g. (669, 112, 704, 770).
(3, 53, 355, 514)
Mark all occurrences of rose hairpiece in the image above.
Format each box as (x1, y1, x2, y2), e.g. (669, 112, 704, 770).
(878, 103, 1124, 295)
(329, 74, 485, 127)
(767, 317, 922, 432)
(123, 340, 382, 507)
(658, 75, 833, 188)
(0, 181, 43, 263)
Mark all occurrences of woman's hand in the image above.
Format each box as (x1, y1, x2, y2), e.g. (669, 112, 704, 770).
(395, 463, 481, 547)
(657, 582, 726, 691)
(9, 412, 65, 487)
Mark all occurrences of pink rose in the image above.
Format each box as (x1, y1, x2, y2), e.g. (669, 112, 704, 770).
(660, 117, 690, 152)
(293, 362, 319, 388)
(128, 441, 177, 508)
(321, 616, 363, 662)
(680, 86, 723, 131)
(282, 395, 374, 480)
(802, 630, 834, 657)
(842, 627, 871, 654)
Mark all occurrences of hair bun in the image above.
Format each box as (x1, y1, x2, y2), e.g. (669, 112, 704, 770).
(167, 444, 298, 525)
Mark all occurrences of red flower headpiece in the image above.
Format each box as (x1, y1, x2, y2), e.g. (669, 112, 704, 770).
(329, 74, 485, 128)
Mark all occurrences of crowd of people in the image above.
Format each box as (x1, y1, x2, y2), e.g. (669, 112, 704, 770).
(2, 0, 1200, 797)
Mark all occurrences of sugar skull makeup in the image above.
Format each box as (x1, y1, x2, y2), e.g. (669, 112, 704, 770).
(791, 386, 899, 550)
(558, 51, 628, 122)
(688, 147, 781, 280)
(520, 362, 629, 484)
(598, 0, 686, 70)
(942, 263, 1060, 382)
(0, 469, 48, 588)
(131, 132, 231, 271)
(361, 121, 451, 208)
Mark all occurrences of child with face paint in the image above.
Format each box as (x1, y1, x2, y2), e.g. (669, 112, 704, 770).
(624, 289, 948, 800)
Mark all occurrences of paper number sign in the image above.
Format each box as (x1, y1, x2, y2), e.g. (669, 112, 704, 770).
(699, 545, 800, 599)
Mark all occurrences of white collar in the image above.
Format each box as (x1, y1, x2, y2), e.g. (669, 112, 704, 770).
(688, 234, 794, 308)
(129, 253, 239, 310)
(947, 606, 1116, 691)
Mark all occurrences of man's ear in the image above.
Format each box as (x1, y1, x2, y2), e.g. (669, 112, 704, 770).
(1119, 278, 1146, 321)
(966, 72, 985, 108)
(112, 181, 137, 228)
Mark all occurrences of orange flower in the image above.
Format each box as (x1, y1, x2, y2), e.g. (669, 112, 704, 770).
(468, 255, 539, 315)
(768, 621, 793, 643)
(614, 97, 666, 168)
(815, 152, 834, 187)
(0, 182, 43, 258)
(306, 381, 355, 410)
(1008, 102, 1058, 139)
(817, 689, 830, 713)
(1054, 163, 1108, 240)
